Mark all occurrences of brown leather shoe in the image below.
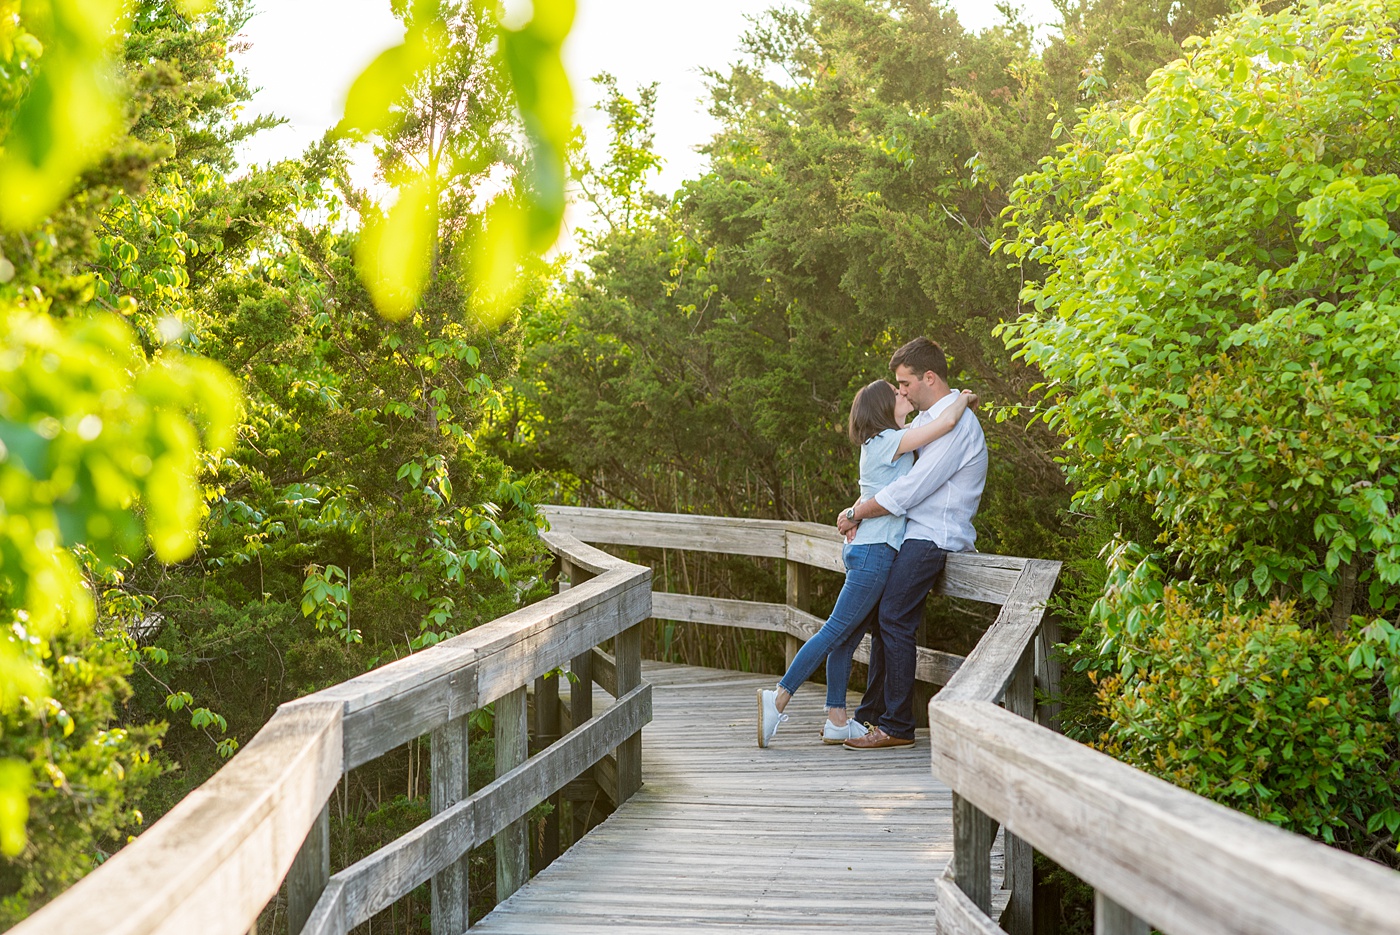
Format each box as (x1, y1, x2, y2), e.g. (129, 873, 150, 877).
(843, 727, 914, 749)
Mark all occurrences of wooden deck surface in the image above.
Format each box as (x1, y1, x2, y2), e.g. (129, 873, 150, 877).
(474, 661, 1002, 933)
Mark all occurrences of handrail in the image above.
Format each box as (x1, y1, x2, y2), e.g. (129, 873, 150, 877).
(542, 504, 1021, 686)
(23, 505, 1398, 935)
(928, 561, 1400, 934)
(14, 532, 652, 935)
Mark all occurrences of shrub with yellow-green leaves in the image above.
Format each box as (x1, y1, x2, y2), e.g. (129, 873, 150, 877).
(1093, 585, 1400, 853)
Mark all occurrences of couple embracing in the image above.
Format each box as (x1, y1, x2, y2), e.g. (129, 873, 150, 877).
(757, 337, 988, 750)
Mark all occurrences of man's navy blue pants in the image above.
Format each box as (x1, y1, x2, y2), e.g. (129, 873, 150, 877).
(852, 538, 948, 740)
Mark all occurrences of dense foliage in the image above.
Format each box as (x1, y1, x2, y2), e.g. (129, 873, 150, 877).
(9, 0, 1400, 927)
(1, 0, 572, 924)
(1003, 0, 1400, 855)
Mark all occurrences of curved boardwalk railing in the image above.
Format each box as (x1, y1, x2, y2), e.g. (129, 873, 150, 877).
(15, 532, 652, 935)
(15, 505, 1400, 935)
(543, 506, 1400, 935)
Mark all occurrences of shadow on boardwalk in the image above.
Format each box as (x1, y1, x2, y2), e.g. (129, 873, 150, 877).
(474, 661, 1002, 933)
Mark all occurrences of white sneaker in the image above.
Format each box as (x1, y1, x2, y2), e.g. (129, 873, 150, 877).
(757, 689, 788, 748)
(822, 719, 869, 745)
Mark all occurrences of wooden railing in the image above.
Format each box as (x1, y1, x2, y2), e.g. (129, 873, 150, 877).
(543, 505, 1059, 929)
(544, 506, 1400, 935)
(20, 504, 1400, 935)
(14, 532, 652, 935)
(927, 575, 1400, 935)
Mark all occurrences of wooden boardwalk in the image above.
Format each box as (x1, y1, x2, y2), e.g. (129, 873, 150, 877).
(475, 661, 1001, 933)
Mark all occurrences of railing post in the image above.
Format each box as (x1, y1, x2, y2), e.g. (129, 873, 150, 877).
(1034, 608, 1063, 732)
(431, 714, 470, 934)
(953, 793, 994, 915)
(287, 801, 329, 935)
(785, 560, 809, 668)
(1095, 891, 1149, 935)
(495, 686, 529, 903)
(1003, 649, 1035, 935)
(534, 671, 561, 866)
(615, 621, 643, 801)
(566, 558, 598, 839)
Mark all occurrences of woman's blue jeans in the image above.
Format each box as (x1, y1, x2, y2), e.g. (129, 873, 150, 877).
(777, 542, 897, 708)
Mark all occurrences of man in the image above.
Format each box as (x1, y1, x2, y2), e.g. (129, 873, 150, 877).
(835, 337, 987, 749)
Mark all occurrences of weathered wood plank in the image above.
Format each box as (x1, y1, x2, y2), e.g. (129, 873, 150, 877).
(936, 866, 1005, 935)
(319, 536, 648, 770)
(535, 673, 562, 867)
(495, 686, 529, 903)
(783, 523, 844, 573)
(1096, 892, 1149, 935)
(953, 793, 994, 916)
(615, 624, 643, 803)
(941, 552, 1027, 605)
(1002, 651, 1034, 935)
(935, 560, 1061, 705)
(590, 646, 618, 697)
(430, 714, 469, 934)
(471, 662, 955, 935)
(548, 507, 1027, 606)
(543, 505, 790, 558)
(13, 701, 343, 935)
(303, 685, 652, 933)
(474, 576, 652, 710)
(651, 591, 788, 632)
(288, 803, 330, 935)
(785, 562, 810, 668)
(928, 699, 1400, 935)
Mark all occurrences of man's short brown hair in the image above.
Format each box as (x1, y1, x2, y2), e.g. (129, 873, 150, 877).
(889, 337, 947, 381)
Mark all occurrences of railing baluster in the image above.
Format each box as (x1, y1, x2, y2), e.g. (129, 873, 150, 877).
(784, 561, 809, 668)
(1003, 649, 1035, 935)
(1095, 891, 1149, 935)
(953, 793, 994, 915)
(431, 714, 470, 934)
(495, 686, 529, 902)
(535, 671, 562, 866)
(615, 622, 643, 801)
(287, 801, 329, 935)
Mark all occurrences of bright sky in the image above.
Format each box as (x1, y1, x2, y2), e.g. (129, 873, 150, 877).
(235, 0, 1061, 211)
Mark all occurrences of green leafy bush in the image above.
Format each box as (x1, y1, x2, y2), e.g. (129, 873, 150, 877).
(0, 632, 165, 925)
(1001, 0, 1400, 630)
(1091, 562, 1400, 849)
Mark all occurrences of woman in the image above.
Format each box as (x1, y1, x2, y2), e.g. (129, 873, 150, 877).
(757, 380, 976, 747)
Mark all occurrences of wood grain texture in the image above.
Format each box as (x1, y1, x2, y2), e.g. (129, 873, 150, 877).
(1002, 652, 1035, 935)
(13, 701, 343, 935)
(301, 685, 652, 935)
(545, 506, 1028, 607)
(652, 591, 787, 632)
(929, 699, 1400, 935)
(936, 866, 1006, 935)
(470, 661, 989, 935)
(495, 686, 530, 904)
(543, 505, 790, 558)
(954, 793, 994, 915)
(936, 560, 1061, 705)
(589, 647, 618, 697)
(288, 803, 330, 935)
(430, 714, 470, 934)
(1096, 892, 1149, 935)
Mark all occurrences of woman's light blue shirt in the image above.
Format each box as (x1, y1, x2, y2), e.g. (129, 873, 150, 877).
(851, 428, 913, 550)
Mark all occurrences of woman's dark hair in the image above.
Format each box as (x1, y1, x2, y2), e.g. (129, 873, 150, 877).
(848, 380, 900, 444)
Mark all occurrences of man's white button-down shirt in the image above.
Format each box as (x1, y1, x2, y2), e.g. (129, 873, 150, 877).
(872, 389, 988, 552)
